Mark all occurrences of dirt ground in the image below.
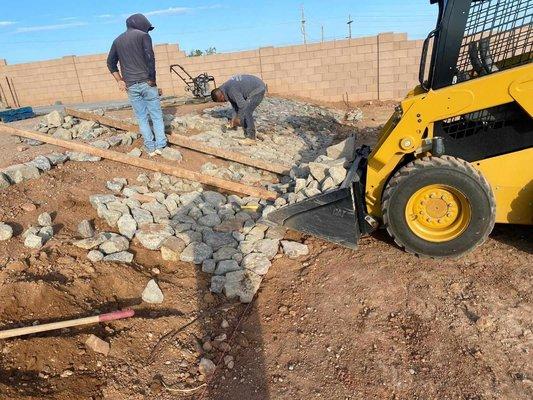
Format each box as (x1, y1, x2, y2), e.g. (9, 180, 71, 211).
(0, 98, 531, 400)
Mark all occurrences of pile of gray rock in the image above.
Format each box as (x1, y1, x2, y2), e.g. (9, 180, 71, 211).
(0, 111, 143, 191)
(74, 219, 134, 263)
(23, 212, 54, 249)
(85, 173, 310, 303)
(34, 109, 140, 150)
(35, 110, 105, 141)
(263, 135, 356, 206)
(170, 97, 356, 165)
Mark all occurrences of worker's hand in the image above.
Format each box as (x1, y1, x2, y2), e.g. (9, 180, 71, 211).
(147, 80, 157, 87)
(230, 117, 241, 128)
(158, 88, 163, 96)
(117, 80, 126, 92)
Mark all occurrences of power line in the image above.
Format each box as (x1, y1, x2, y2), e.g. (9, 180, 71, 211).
(300, 5, 307, 44)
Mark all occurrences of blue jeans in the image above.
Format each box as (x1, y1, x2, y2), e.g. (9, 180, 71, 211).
(127, 82, 167, 152)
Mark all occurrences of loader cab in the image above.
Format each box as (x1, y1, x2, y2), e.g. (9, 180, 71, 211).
(419, 0, 532, 162)
(420, 0, 532, 91)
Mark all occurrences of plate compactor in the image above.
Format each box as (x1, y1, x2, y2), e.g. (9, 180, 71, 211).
(267, 0, 532, 258)
(170, 64, 216, 100)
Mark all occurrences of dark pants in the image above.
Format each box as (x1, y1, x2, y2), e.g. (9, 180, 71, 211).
(242, 90, 265, 139)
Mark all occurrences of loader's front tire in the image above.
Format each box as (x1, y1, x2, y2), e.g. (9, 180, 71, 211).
(382, 156, 496, 258)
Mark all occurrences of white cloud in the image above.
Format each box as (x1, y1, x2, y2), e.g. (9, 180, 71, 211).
(98, 14, 114, 18)
(60, 17, 79, 21)
(124, 5, 221, 18)
(14, 21, 88, 33)
(0, 21, 16, 26)
(144, 7, 192, 16)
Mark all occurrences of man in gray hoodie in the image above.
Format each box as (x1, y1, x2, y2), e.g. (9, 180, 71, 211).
(107, 14, 167, 156)
(211, 75, 266, 140)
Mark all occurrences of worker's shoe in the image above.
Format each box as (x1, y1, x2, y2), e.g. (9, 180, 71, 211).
(245, 131, 256, 140)
(240, 138, 256, 146)
(154, 149, 163, 155)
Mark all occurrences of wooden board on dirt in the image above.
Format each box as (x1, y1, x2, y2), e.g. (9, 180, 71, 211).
(65, 108, 290, 175)
(0, 124, 278, 200)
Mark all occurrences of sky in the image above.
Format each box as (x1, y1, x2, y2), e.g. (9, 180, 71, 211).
(0, 0, 438, 64)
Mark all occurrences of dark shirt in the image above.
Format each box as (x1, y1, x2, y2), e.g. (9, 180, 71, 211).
(220, 75, 266, 117)
(107, 14, 156, 87)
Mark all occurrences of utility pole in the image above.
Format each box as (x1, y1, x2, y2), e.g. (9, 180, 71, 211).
(347, 14, 353, 39)
(300, 5, 307, 44)
(321, 25, 324, 42)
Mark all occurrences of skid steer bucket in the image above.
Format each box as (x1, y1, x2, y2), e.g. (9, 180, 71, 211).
(265, 146, 374, 250)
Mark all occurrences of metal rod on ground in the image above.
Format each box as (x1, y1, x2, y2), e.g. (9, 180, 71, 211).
(0, 81, 7, 108)
(0, 124, 278, 200)
(5, 77, 16, 108)
(64, 108, 291, 175)
(0, 309, 135, 340)
(10, 78, 20, 108)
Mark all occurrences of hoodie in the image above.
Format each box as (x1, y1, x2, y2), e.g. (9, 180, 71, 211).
(107, 14, 156, 87)
(219, 75, 266, 118)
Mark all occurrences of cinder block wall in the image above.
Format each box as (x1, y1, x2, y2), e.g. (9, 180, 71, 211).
(0, 32, 423, 107)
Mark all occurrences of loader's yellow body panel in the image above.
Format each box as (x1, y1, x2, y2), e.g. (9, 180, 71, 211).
(365, 63, 533, 225)
(474, 148, 533, 224)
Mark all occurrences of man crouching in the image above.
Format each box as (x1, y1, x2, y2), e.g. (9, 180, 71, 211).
(211, 75, 266, 140)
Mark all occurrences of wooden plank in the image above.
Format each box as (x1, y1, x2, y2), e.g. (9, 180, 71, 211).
(66, 108, 138, 132)
(0, 124, 278, 200)
(65, 108, 291, 175)
(167, 134, 290, 175)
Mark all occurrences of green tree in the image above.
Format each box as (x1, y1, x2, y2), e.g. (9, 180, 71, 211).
(188, 47, 217, 57)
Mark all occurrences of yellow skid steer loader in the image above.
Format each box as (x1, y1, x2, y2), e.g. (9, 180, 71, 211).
(267, 0, 532, 258)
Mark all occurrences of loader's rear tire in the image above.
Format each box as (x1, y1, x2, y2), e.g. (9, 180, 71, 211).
(382, 156, 496, 258)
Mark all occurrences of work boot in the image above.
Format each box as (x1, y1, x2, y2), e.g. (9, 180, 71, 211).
(245, 130, 256, 140)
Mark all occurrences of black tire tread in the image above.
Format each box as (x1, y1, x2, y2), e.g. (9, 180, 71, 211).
(381, 155, 496, 258)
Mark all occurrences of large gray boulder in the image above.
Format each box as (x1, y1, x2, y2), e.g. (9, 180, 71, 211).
(252, 239, 280, 260)
(142, 279, 164, 304)
(224, 270, 262, 303)
(117, 214, 137, 239)
(203, 231, 237, 251)
(214, 260, 241, 275)
(0, 223, 13, 241)
(44, 110, 64, 127)
(241, 253, 271, 275)
(77, 120, 97, 136)
(52, 128, 73, 140)
(2, 164, 40, 184)
(180, 242, 213, 264)
(27, 155, 52, 172)
(103, 251, 134, 263)
(161, 147, 183, 162)
(99, 234, 130, 254)
(135, 223, 174, 250)
(77, 220, 95, 238)
(326, 135, 356, 162)
(160, 236, 187, 261)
